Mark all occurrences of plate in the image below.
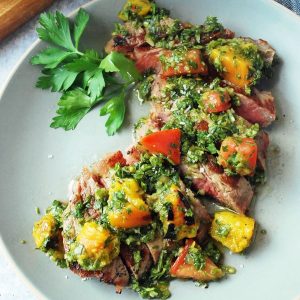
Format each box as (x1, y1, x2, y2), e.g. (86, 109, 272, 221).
(0, 0, 300, 299)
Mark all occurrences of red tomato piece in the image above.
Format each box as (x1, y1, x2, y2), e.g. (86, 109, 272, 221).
(218, 137, 258, 176)
(238, 138, 258, 171)
(170, 240, 224, 281)
(196, 120, 209, 132)
(161, 49, 208, 77)
(202, 90, 231, 113)
(218, 137, 238, 165)
(170, 239, 194, 275)
(140, 129, 181, 164)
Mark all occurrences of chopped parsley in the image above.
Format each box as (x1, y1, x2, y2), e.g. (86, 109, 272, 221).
(133, 250, 142, 269)
(202, 16, 224, 34)
(185, 246, 206, 270)
(115, 153, 178, 194)
(46, 200, 67, 226)
(215, 219, 231, 237)
(131, 250, 174, 299)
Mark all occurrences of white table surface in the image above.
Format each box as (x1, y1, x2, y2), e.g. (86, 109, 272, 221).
(0, 1, 91, 298)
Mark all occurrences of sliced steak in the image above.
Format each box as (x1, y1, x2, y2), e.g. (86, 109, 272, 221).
(150, 101, 171, 127)
(201, 28, 234, 44)
(184, 188, 212, 243)
(150, 75, 167, 100)
(177, 180, 211, 242)
(180, 158, 253, 214)
(134, 46, 162, 74)
(242, 38, 276, 66)
(63, 151, 127, 248)
(146, 236, 164, 264)
(120, 243, 152, 279)
(67, 167, 103, 204)
(255, 39, 276, 65)
(255, 130, 269, 171)
(235, 89, 276, 127)
(131, 112, 254, 214)
(133, 116, 160, 142)
(70, 257, 129, 293)
(64, 160, 109, 248)
(93, 151, 127, 188)
(67, 151, 126, 204)
(105, 21, 146, 56)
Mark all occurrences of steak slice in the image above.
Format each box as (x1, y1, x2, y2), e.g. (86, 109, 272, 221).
(146, 236, 164, 264)
(235, 89, 276, 127)
(70, 257, 129, 293)
(63, 153, 131, 293)
(134, 46, 162, 74)
(93, 151, 127, 177)
(177, 180, 212, 243)
(255, 130, 269, 171)
(105, 21, 146, 56)
(201, 28, 235, 44)
(120, 243, 152, 279)
(184, 188, 212, 242)
(255, 39, 276, 65)
(180, 158, 254, 214)
(150, 75, 167, 100)
(93, 151, 127, 188)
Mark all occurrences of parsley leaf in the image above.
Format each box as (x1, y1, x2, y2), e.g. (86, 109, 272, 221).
(100, 89, 125, 136)
(87, 69, 105, 100)
(73, 9, 89, 48)
(65, 51, 100, 72)
(37, 67, 78, 92)
(31, 47, 73, 69)
(37, 11, 78, 52)
(100, 51, 142, 83)
(50, 88, 96, 130)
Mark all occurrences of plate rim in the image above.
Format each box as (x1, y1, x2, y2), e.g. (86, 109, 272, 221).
(0, 0, 299, 299)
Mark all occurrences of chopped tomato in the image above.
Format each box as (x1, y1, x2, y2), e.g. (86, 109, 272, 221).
(218, 137, 238, 164)
(218, 137, 258, 176)
(238, 138, 258, 171)
(170, 240, 224, 281)
(172, 256, 224, 281)
(170, 239, 193, 275)
(201, 90, 231, 113)
(140, 129, 181, 164)
(106, 151, 127, 168)
(196, 120, 209, 132)
(161, 49, 208, 77)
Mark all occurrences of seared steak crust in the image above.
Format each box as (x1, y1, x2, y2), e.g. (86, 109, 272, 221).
(70, 257, 129, 293)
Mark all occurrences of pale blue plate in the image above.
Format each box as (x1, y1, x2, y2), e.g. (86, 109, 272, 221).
(0, 0, 300, 299)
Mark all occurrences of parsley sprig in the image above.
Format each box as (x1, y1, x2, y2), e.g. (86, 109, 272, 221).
(31, 9, 141, 135)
